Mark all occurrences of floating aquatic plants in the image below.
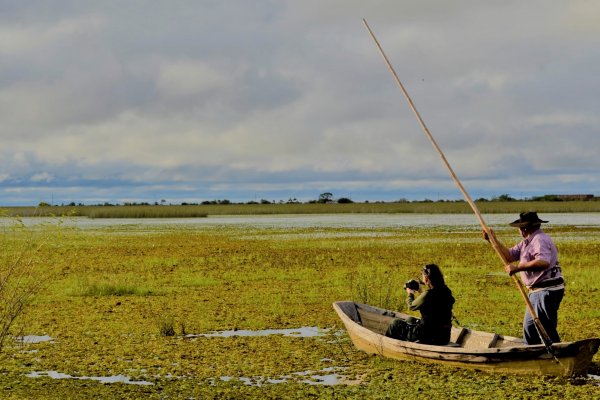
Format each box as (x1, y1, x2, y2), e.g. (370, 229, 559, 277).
(1, 219, 598, 399)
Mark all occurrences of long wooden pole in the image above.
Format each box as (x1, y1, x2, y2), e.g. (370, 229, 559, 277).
(362, 18, 555, 350)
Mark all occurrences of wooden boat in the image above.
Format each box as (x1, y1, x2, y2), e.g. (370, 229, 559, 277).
(333, 301, 600, 376)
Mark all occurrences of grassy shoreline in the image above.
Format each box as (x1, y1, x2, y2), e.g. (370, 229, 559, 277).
(3, 200, 600, 218)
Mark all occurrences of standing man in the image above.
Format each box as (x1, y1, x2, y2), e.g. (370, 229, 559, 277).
(484, 212, 564, 345)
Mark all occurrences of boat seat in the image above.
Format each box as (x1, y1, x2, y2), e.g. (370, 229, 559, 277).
(487, 333, 500, 348)
(461, 331, 501, 349)
(450, 327, 468, 345)
(444, 341, 461, 347)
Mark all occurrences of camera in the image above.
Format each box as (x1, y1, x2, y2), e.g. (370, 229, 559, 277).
(403, 279, 420, 291)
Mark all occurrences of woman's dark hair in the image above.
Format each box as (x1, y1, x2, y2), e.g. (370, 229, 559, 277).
(422, 263, 446, 288)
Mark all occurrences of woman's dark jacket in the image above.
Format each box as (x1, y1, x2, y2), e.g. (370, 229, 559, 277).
(407, 285, 455, 345)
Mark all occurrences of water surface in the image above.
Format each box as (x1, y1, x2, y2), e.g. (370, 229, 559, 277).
(6, 213, 600, 229)
(185, 326, 326, 338)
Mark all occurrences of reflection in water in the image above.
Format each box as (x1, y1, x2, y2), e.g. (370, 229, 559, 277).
(18, 335, 54, 344)
(27, 371, 153, 385)
(185, 326, 326, 338)
(24, 327, 354, 387)
(27, 368, 354, 387)
(295, 367, 347, 385)
(217, 366, 350, 386)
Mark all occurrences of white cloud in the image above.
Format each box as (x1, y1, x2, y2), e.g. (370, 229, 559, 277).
(524, 113, 598, 128)
(156, 59, 231, 97)
(452, 71, 509, 92)
(562, 1, 600, 34)
(0, 14, 105, 57)
(30, 172, 55, 183)
(1, 1, 600, 204)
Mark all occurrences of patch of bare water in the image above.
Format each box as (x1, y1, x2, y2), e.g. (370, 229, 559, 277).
(7, 213, 600, 230)
(215, 366, 357, 386)
(185, 326, 326, 338)
(26, 366, 358, 387)
(17, 335, 54, 344)
(26, 371, 153, 385)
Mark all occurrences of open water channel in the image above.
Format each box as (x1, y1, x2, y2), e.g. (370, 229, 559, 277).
(6, 212, 600, 229)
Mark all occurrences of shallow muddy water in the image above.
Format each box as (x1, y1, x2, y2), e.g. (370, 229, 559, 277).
(26, 371, 154, 386)
(185, 326, 327, 338)
(17, 335, 54, 344)
(217, 366, 349, 387)
(23, 327, 353, 387)
(27, 367, 351, 387)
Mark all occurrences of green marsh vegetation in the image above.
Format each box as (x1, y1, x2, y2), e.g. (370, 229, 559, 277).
(3, 199, 600, 218)
(0, 219, 598, 398)
(0, 217, 64, 353)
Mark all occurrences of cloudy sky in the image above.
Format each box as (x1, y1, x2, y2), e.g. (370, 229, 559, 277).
(1, 1, 599, 205)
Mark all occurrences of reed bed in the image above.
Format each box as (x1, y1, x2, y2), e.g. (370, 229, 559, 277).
(2, 200, 600, 218)
(2, 205, 208, 218)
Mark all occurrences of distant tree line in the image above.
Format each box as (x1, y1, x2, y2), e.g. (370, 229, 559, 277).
(37, 192, 598, 208)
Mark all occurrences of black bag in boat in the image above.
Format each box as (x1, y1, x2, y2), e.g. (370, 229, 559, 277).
(385, 317, 422, 342)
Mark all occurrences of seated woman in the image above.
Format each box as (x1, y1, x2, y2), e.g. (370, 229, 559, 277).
(386, 263, 455, 345)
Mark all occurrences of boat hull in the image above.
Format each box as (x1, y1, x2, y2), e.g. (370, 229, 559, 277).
(333, 301, 599, 376)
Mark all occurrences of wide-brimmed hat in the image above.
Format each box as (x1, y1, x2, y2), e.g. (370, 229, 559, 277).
(509, 211, 548, 228)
